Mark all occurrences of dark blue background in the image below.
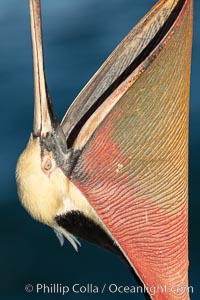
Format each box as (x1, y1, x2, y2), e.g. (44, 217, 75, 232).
(0, 0, 199, 299)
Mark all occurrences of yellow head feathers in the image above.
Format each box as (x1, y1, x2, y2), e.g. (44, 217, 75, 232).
(16, 135, 68, 225)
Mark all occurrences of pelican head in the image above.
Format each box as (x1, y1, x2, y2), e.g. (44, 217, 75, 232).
(16, 0, 74, 227)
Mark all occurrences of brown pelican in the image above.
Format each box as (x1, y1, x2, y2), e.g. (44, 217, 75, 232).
(16, 0, 193, 299)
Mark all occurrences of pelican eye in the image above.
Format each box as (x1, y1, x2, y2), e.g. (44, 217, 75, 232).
(44, 159, 52, 171)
